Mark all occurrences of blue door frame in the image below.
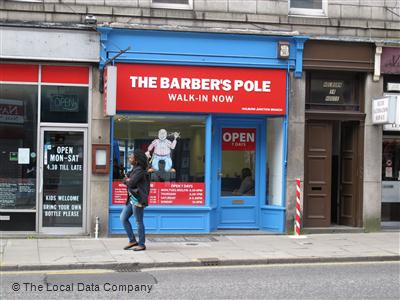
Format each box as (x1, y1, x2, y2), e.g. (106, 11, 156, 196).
(212, 117, 267, 229)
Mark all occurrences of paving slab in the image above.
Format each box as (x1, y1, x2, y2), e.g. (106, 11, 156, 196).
(38, 239, 71, 248)
(2, 248, 40, 265)
(39, 250, 78, 265)
(252, 250, 296, 259)
(146, 251, 190, 263)
(6, 239, 38, 248)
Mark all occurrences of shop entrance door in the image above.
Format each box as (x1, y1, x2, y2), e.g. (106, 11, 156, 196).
(213, 119, 262, 229)
(38, 128, 87, 234)
(304, 120, 361, 227)
(339, 122, 358, 226)
(304, 121, 332, 227)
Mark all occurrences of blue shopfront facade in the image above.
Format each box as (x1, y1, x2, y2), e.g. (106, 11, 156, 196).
(98, 27, 306, 234)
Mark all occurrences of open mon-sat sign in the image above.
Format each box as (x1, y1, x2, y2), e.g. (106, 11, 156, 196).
(116, 64, 287, 115)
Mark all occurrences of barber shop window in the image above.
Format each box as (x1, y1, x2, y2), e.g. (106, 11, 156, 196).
(113, 115, 205, 206)
(306, 72, 361, 111)
(41, 86, 88, 123)
(289, 0, 327, 16)
(266, 118, 284, 206)
(152, 0, 193, 9)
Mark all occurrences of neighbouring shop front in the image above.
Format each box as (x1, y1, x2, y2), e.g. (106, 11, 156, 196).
(380, 47, 400, 226)
(0, 64, 90, 234)
(302, 41, 376, 228)
(100, 28, 307, 233)
(0, 26, 99, 234)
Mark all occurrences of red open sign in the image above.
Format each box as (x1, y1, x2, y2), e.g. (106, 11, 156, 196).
(222, 128, 256, 151)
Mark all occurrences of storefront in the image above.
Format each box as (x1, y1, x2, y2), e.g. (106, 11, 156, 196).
(99, 28, 307, 233)
(0, 63, 91, 234)
(301, 41, 377, 228)
(0, 27, 99, 234)
(380, 47, 400, 226)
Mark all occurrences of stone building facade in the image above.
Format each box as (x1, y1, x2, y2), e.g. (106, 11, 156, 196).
(1, 0, 399, 235)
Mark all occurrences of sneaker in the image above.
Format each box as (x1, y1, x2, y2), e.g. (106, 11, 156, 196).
(133, 245, 146, 251)
(123, 242, 138, 250)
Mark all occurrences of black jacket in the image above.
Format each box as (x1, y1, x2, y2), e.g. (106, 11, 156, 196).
(125, 165, 150, 207)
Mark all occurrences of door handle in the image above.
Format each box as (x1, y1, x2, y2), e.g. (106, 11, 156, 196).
(218, 170, 224, 178)
(39, 167, 43, 195)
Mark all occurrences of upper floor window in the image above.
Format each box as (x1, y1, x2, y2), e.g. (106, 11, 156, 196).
(151, 0, 193, 10)
(289, 0, 327, 17)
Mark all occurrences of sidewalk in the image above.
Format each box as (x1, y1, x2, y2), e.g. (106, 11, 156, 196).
(1, 232, 399, 271)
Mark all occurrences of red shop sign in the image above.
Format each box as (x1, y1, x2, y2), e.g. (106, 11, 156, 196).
(149, 182, 204, 206)
(112, 181, 127, 205)
(0, 63, 39, 82)
(112, 181, 205, 206)
(116, 64, 286, 115)
(222, 128, 256, 151)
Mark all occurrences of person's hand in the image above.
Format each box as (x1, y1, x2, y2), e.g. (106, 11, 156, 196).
(145, 151, 151, 158)
(173, 132, 180, 139)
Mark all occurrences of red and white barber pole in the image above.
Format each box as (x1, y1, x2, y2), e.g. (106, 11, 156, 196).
(295, 178, 301, 236)
(289, 178, 306, 239)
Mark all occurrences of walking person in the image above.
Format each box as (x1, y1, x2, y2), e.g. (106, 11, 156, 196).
(120, 149, 150, 251)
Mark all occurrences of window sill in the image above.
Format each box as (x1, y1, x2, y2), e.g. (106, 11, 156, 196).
(288, 13, 328, 19)
(151, 4, 193, 10)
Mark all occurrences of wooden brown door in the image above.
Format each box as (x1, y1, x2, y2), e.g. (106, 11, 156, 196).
(304, 121, 332, 227)
(339, 122, 358, 226)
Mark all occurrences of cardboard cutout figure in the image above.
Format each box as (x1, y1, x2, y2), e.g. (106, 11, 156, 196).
(146, 129, 180, 172)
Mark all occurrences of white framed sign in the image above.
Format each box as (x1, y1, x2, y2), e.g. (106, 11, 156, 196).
(104, 66, 117, 116)
(372, 96, 397, 124)
(383, 95, 400, 130)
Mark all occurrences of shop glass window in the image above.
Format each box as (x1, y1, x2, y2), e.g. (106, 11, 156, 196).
(384, 74, 400, 93)
(382, 137, 400, 181)
(306, 72, 360, 111)
(289, 0, 327, 16)
(266, 118, 284, 206)
(152, 0, 192, 9)
(382, 136, 400, 222)
(220, 128, 256, 197)
(41, 86, 88, 123)
(113, 115, 205, 206)
(0, 84, 38, 210)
